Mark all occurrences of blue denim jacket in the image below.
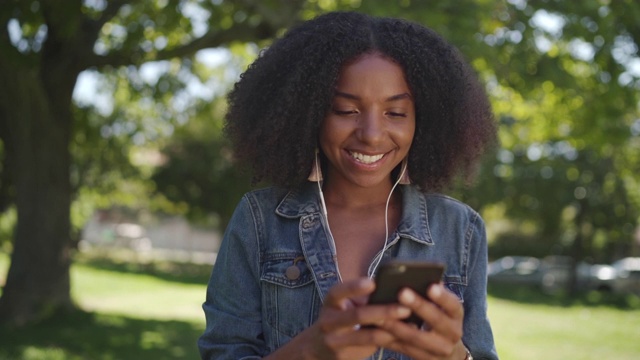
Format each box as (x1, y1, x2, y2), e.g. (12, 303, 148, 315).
(198, 184, 498, 360)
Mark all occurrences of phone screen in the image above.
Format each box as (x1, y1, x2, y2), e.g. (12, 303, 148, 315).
(368, 260, 445, 326)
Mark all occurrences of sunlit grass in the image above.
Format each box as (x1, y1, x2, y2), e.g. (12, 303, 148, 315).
(1, 251, 640, 359)
(72, 263, 206, 322)
(489, 294, 640, 360)
(0, 251, 207, 360)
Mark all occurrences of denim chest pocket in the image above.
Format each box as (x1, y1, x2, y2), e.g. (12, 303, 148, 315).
(442, 277, 465, 303)
(260, 254, 321, 343)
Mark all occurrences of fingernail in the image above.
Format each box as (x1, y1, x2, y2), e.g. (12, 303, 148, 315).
(429, 284, 442, 298)
(400, 288, 415, 303)
(397, 306, 411, 317)
(362, 278, 375, 288)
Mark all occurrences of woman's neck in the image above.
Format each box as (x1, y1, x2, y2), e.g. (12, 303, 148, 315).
(322, 178, 397, 210)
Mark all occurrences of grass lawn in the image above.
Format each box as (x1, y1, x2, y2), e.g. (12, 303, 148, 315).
(488, 286, 640, 360)
(1, 251, 639, 359)
(0, 251, 209, 360)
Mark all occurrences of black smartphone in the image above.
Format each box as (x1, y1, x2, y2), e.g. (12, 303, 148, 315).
(368, 260, 445, 327)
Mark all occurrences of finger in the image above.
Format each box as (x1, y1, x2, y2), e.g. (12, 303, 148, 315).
(427, 283, 464, 320)
(325, 326, 396, 349)
(356, 304, 412, 328)
(318, 279, 403, 333)
(378, 321, 456, 358)
(324, 278, 375, 310)
(384, 339, 453, 360)
(397, 287, 462, 341)
(319, 302, 412, 333)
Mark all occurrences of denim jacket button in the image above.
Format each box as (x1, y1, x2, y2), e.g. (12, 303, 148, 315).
(302, 217, 314, 229)
(285, 265, 301, 280)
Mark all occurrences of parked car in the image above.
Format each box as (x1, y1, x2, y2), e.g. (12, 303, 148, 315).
(582, 264, 617, 292)
(488, 255, 618, 294)
(80, 221, 152, 252)
(611, 257, 640, 295)
(488, 256, 543, 286)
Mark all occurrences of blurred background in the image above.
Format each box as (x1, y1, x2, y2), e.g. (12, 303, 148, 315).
(0, 0, 639, 359)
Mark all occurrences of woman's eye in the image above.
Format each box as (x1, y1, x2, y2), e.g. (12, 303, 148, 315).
(332, 109, 358, 115)
(387, 112, 407, 118)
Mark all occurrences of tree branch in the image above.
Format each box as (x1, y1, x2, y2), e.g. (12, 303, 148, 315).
(96, 0, 130, 28)
(236, 0, 306, 30)
(40, 0, 83, 40)
(87, 20, 275, 69)
(76, 0, 129, 69)
(82, 0, 129, 43)
(83, 0, 308, 69)
(0, 6, 34, 69)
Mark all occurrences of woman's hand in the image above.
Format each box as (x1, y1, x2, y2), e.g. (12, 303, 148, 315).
(266, 278, 411, 360)
(306, 278, 416, 360)
(376, 283, 467, 360)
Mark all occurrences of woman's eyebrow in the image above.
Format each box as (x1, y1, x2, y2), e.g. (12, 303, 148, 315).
(385, 93, 413, 102)
(334, 90, 360, 100)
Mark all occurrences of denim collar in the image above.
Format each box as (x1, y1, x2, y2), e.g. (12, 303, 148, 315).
(275, 183, 434, 246)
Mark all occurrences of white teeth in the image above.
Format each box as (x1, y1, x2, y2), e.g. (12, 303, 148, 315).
(350, 151, 384, 164)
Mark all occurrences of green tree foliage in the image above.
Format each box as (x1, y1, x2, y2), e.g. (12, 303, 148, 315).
(151, 95, 253, 229)
(154, 0, 640, 263)
(0, 0, 306, 326)
(467, 0, 640, 262)
(0, 0, 638, 326)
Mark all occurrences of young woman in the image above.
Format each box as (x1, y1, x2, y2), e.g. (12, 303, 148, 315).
(198, 11, 498, 360)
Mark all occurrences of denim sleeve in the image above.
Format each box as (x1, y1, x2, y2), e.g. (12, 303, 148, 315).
(462, 214, 500, 360)
(198, 196, 266, 359)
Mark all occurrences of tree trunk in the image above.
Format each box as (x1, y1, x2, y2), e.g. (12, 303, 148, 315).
(568, 198, 588, 295)
(0, 51, 76, 326)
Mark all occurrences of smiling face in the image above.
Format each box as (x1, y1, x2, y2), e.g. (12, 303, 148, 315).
(319, 53, 415, 192)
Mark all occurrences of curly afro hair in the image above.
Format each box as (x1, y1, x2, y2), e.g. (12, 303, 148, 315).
(224, 11, 495, 192)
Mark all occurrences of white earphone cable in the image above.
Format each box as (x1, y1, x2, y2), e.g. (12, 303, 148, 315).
(373, 161, 406, 360)
(315, 156, 408, 360)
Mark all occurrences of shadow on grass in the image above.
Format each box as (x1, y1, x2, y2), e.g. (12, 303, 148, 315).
(0, 309, 203, 360)
(74, 252, 213, 286)
(488, 283, 640, 310)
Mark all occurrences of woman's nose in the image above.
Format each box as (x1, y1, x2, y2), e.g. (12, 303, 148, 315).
(357, 111, 384, 145)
